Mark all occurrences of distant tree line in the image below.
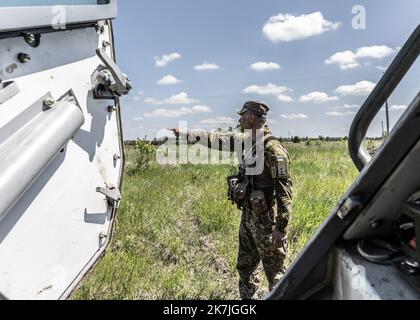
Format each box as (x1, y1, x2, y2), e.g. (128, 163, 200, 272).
(125, 134, 384, 146)
(282, 135, 383, 144)
(125, 136, 168, 147)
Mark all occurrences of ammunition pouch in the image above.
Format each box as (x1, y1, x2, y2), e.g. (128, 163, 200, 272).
(250, 190, 268, 215)
(227, 175, 249, 210)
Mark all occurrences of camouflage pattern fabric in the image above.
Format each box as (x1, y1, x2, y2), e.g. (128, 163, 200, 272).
(265, 138, 293, 233)
(186, 126, 293, 300)
(237, 132, 293, 299)
(237, 203, 287, 300)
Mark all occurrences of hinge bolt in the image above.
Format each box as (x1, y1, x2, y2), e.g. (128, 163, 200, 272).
(113, 154, 121, 160)
(43, 97, 55, 108)
(99, 232, 108, 240)
(95, 24, 105, 34)
(17, 53, 31, 63)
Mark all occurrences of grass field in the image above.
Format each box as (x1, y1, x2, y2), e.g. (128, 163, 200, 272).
(73, 141, 359, 300)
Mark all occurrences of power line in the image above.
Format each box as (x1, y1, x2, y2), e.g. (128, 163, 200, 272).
(123, 83, 419, 102)
(385, 100, 390, 136)
(132, 73, 420, 91)
(133, 72, 376, 89)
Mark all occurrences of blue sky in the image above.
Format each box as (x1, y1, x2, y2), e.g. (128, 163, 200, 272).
(114, 0, 419, 140)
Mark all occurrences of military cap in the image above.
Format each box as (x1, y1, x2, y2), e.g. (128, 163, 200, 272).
(238, 101, 270, 116)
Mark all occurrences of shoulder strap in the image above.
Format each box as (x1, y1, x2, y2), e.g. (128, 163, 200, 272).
(264, 134, 279, 146)
(242, 134, 280, 162)
(264, 134, 280, 147)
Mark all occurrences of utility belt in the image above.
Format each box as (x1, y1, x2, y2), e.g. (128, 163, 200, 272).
(227, 174, 269, 215)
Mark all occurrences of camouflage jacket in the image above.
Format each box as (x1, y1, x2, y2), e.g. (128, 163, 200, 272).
(187, 126, 293, 233)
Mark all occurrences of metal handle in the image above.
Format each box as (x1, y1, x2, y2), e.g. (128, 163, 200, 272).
(349, 24, 420, 172)
(95, 48, 132, 96)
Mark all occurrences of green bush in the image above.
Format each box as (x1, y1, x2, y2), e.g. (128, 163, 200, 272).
(292, 136, 301, 144)
(305, 140, 322, 147)
(366, 139, 383, 156)
(135, 139, 156, 155)
(126, 140, 156, 175)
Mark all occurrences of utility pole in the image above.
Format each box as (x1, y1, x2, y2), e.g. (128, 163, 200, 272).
(382, 71, 390, 137)
(385, 100, 390, 136)
(381, 121, 385, 139)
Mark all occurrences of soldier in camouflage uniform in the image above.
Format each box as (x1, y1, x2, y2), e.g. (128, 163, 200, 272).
(170, 101, 293, 300)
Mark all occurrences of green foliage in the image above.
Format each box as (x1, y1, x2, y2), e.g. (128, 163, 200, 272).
(292, 136, 301, 143)
(366, 139, 383, 156)
(305, 139, 322, 147)
(73, 141, 358, 300)
(135, 139, 156, 155)
(125, 140, 156, 175)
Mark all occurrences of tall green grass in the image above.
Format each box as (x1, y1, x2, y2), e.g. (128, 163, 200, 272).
(73, 141, 358, 300)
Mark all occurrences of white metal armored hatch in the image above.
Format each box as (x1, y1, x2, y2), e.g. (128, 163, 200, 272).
(0, 0, 131, 300)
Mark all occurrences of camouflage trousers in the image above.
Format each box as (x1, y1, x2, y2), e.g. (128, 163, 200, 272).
(236, 203, 287, 300)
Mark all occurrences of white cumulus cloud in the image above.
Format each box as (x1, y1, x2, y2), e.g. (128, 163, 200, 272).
(326, 111, 356, 117)
(390, 105, 407, 111)
(340, 104, 360, 109)
(144, 92, 199, 105)
(278, 94, 294, 102)
(356, 45, 396, 59)
(200, 117, 236, 125)
(192, 105, 212, 113)
(263, 11, 340, 43)
(299, 91, 339, 103)
(325, 45, 397, 70)
(144, 105, 211, 118)
(243, 83, 294, 102)
(335, 81, 376, 96)
(157, 75, 182, 85)
(280, 113, 308, 120)
(194, 62, 220, 71)
(155, 52, 182, 67)
(250, 61, 281, 72)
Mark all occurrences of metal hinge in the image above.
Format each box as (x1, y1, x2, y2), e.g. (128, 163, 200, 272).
(337, 196, 361, 220)
(96, 183, 121, 209)
(92, 48, 132, 99)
